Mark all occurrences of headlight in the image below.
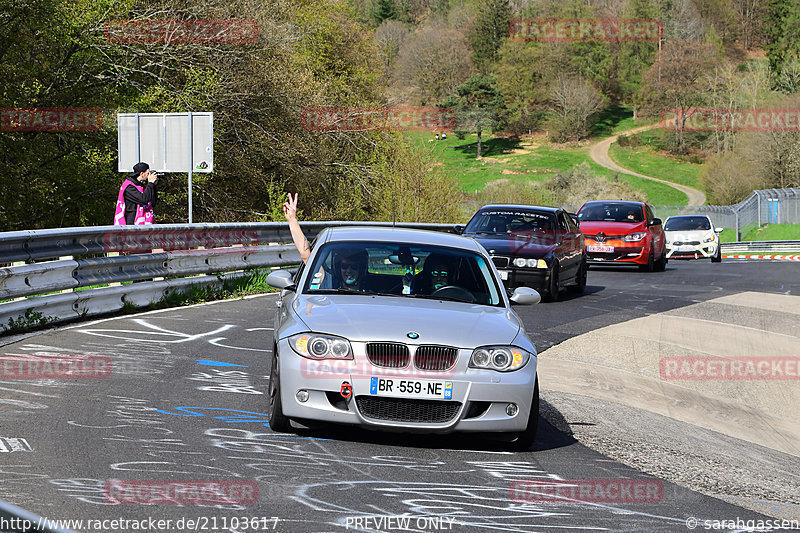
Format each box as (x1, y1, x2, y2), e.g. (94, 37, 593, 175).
(469, 346, 530, 372)
(703, 235, 715, 243)
(289, 333, 352, 360)
(512, 258, 547, 268)
(623, 232, 647, 242)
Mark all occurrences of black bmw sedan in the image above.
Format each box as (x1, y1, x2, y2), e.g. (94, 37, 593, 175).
(458, 205, 587, 302)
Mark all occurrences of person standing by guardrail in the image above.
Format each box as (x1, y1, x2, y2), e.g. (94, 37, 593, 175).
(113, 162, 158, 225)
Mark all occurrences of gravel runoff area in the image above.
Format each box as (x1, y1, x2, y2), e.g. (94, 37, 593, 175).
(537, 291, 800, 522)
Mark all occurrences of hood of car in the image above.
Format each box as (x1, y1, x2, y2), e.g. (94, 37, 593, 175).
(579, 221, 646, 236)
(665, 230, 712, 242)
(465, 233, 557, 256)
(292, 294, 520, 348)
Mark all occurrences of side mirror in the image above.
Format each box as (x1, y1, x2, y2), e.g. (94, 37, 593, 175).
(510, 287, 540, 305)
(266, 270, 296, 291)
(569, 213, 579, 225)
(650, 218, 662, 226)
(715, 227, 723, 232)
(453, 224, 464, 234)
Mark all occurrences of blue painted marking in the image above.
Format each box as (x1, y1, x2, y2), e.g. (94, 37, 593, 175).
(196, 359, 248, 367)
(370, 377, 378, 395)
(155, 406, 328, 440)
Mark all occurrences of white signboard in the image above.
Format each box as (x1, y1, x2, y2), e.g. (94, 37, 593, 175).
(117, 112, 213, 173)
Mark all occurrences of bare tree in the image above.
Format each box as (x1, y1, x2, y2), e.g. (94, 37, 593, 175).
(641, 42, 716, 153)
(394, 26, 474, 105)
(549, 76, 606, 141)
(375, 19, 408, 73)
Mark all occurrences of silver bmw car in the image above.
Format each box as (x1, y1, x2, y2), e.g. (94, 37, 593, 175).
(265, 227, 542, 450)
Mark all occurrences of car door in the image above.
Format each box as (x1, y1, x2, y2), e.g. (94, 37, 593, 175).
(556, 211, 579, 279)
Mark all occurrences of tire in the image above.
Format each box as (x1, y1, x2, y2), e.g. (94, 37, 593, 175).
(711, 246, 722, 263)
(541, 264, 559, 302)
(638, 248, 654, 272)
(268, 347, 292, 433)
(509, 378, 539, 452)
(654, 250, 667, 271)
(568, 257, 587, 293)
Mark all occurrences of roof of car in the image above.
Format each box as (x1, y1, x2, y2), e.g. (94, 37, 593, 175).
(665, 214, 711, 218)
(581, 200, 645, 206)
(320, 226, 483, 252)
(476, 204, 561, 213)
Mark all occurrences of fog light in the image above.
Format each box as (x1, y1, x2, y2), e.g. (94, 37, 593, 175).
(296, 389, 309, 403)
(506, 403, 518, 416)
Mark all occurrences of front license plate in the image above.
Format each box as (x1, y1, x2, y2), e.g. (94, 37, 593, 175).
(587, 245, 614, 253)
(678, 246, 695, 252)
(498, 270, 509, 280)
(370, 377, 453, 399)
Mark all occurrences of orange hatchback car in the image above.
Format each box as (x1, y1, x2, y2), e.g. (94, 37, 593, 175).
(576, 201, 667, 272)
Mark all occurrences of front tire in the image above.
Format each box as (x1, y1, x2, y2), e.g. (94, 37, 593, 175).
(268, 347, 292, 433)
(654, 249, 667, 271)
(542, 264, 559, 302)
(711, 245, 722, 263)
(638, 248, 655, 272)
(509, 378, 539, 451)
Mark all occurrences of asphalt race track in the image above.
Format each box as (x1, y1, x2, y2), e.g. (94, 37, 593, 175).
(0, 259, 797, 533)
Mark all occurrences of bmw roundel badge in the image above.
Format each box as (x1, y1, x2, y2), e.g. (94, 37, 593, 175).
(407, 332, 420, 339)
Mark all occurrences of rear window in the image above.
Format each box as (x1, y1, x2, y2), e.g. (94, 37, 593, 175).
(664, 217, 711, 231)
(578, 203, 644, 223)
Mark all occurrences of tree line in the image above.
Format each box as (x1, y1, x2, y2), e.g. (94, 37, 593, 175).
(1, 0, 798, 230)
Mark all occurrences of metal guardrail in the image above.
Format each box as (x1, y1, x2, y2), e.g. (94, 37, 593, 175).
(0, 221, 451, 264)
(0, 222, 453, 333)
(0, 497, 77, 533)
(720, 240, 800, 254)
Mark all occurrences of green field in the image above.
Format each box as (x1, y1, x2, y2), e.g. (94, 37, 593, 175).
(406, 129, 691, 206)
(591, 105, 658, 138)
(742, 224, 800, 241)
(608, 131, 704, 191)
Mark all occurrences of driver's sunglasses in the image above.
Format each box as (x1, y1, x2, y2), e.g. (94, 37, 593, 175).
(340, 262, 359, 271)
(431, 270, 448, 277)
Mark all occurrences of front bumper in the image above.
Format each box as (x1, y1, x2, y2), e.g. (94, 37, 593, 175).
(585, 240, 647, 265)
(495, 268, 548, 291)
(276, 339, 537, 434)
(666, 242, 718, 259)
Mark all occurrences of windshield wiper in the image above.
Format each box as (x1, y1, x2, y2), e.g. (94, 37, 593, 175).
(310, 288, 366, 295)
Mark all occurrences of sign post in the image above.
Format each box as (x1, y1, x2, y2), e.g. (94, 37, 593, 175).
(117, 112, 213, 223)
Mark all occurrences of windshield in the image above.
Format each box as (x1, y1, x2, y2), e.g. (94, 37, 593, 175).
(303, 241, 503, 306)
(664, 217, 711, 231)
(464, 209, 557, 235)
(578, 203, 644, 223)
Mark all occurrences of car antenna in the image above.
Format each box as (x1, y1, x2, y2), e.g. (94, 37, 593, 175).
(392, 177, 396, 227)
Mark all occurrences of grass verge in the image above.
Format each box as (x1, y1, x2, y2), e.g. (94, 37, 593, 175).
(608, 131, 704, 192)
(742, 224, 800, 241)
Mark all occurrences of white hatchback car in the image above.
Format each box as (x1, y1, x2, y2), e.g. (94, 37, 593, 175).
(663, 215, 722, 262)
